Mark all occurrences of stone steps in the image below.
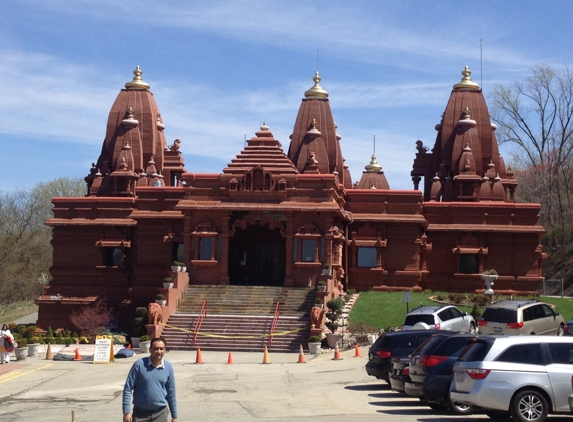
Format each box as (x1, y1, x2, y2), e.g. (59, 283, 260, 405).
(162, 285, 315, 352)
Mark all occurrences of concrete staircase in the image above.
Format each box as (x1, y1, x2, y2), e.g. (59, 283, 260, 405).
(162, 285, 315, 352)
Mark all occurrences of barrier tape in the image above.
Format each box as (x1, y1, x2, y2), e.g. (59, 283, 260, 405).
(159, 322, 309, 339)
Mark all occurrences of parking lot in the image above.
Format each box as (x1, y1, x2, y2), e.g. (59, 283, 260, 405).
(0, 345, 572, 422)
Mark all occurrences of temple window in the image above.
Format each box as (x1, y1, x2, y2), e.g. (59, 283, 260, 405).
(301, 239, 317, 262)
(104, 247, 124, 267)
(293, 222, 322, 265)
(190, 220, 219, 264)
(357, 247, 377, 268)
(95, 238, 131, 268)
(459, 254, 479, 274)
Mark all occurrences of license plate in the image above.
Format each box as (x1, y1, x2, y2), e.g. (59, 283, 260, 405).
(493, 327, 502, 333)
(394, 369, 400, 376)
(455, 371, 464, 382)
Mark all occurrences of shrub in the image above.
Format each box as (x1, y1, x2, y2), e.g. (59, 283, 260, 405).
(8, 323, 16, 331)
(69, 301, 113, 339)
(17, 338, 27, 348)
(140, 335, 150, 342)
(471, 294, 489, 307)
(27, 326, 37, 337)
(17, 324, 27, 336)
(470, 303, 482, 321)
(447, 293, 466, 304)
(29, 336, 40, 344)
(318, 280, 326, 286)
(309, 335, 321, 343)
(164, 277, 172, 283)
(46, 326, 54, 338)
(315, 298, 323, 304)
(156, 294, 165, 300)
(327, 297, 344, 313)
(346, 289, 356, 296)
(323, 263, 331, 269)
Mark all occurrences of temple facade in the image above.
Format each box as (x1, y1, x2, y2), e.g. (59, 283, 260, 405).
(37, 66, 545, 329)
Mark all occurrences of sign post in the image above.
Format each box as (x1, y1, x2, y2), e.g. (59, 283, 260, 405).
(404, 291, 411, 314)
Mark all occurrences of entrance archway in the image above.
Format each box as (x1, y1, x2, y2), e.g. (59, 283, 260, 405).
(228, 222, 285, 286)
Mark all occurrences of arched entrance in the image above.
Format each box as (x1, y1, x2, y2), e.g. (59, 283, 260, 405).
(228, 221, 285, 286)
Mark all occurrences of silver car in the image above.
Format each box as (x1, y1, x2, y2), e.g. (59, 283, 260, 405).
(450, 336, 573, 421)
(478, 300, 565, 336)
(402, 305, 476, 333)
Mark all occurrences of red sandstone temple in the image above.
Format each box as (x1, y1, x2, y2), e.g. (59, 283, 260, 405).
(37, 66, 545, 343)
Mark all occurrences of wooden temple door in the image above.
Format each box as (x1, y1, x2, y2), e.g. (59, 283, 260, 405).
(229, 222, 285, 286)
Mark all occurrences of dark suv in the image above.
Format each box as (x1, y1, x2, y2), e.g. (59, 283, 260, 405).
(366, 329, 443, 383)
(405, 333, 477, 414)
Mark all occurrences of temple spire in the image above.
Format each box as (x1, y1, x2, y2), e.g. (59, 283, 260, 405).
(304, 71, 329, 99)
(125, 66, 150, 91)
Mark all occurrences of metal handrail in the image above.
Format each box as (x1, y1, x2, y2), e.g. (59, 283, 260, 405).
(268, 302, 280, 347)
(193, 300, 208, 346)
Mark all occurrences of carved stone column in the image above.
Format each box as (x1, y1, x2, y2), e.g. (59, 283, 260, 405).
(219, 212, 230, 284)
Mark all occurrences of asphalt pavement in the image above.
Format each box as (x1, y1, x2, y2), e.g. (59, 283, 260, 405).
(0, 345, 572, 422)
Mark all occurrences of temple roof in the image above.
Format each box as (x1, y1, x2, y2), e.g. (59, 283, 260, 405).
(355, 154, 390, 189)
(287, 72, 346, 186)
(223, 123, 298, 175)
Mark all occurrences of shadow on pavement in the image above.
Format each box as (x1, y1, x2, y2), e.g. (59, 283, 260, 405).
(345, 383, 389, 391)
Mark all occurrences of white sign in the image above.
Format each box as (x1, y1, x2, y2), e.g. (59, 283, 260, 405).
(403, 291, 411, 303)
(93, 337, 113, 364)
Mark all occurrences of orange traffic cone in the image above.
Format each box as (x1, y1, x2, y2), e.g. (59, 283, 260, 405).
(73, 348, 82, 361)
(45, 343, 53, 360)
(332, 345, 343, 361)
(262, 346, 271, 364)
(354, 344, 362, 358)
(195, 348, 204, 364)
(126, 344, 132, 349)
(297, 344, 306, 363)
(227, 352, 234, 365)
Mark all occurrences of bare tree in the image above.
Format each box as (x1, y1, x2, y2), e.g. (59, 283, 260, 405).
(0, 178, 85, 303)
(490, 65, 573, 245)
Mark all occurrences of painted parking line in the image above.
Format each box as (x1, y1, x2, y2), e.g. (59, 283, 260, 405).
(0, 364, 54, 384)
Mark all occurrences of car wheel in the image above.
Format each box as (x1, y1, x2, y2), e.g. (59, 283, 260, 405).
(468, 322, 476, 334)
(485, 410, 511, 419)
(557, 324, 564, 336)
(449, 400, 473, 415)
(510, 389, 548, 422)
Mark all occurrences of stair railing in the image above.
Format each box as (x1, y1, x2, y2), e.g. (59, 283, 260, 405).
(268, 301, 280, 347)
(193, 300, 208, 346)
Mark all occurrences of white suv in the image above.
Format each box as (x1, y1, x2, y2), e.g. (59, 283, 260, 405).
(451, 336, 573, 421)
(402, 305, 476, 333)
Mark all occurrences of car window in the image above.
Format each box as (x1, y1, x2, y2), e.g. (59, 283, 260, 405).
(541, 304, 554, 318)
(523, 307, 534, 322)
(480, 308, 517, 323)
(434, 336, 474, 356)
(458, 339, 493, 362)
(438, 309, 452, 321)
(496, 344, 543, 365)
(532, 305, 545, 320)
(404, 315, 435, 326)
(548, 343, 573, 364)
(449, 307, 463, 319)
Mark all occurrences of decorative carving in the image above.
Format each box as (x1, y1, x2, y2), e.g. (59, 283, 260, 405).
(230, 212, 286, 236)
(415, 140, 429, 154)
(310, 306, 326, 328)
(169, 139, 181, 152)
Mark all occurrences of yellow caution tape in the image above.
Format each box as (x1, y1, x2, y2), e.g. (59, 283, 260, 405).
(159, 322, 309, 339)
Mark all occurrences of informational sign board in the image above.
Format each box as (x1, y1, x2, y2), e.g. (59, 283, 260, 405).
(403, 291, 411, 303)
(93, 336, 114, 364)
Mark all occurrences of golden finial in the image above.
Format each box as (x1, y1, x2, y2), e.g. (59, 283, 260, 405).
(304, 71, 329, 99)
(125, 66, 150, 91)
(453, 66, 479, 91)
(261, 121, 269, 131)
(365, 154, 382, 173)
(463, 107, 471, 116)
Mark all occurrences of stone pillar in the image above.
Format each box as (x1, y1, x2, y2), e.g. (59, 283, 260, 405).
(219, 213, 230, 284)
(284, 213, 294, 286)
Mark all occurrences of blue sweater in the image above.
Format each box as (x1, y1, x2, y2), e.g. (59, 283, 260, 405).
(122, 357, 177, 418)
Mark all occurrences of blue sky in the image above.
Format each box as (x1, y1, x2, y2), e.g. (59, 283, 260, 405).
(1, 1, 572, 191)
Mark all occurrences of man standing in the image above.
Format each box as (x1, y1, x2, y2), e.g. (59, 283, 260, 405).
(122, 337, 178, 422)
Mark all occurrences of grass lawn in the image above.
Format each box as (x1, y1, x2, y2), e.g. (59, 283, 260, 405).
(0, 300, 38, 325)
(348, 291, 573, 331)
